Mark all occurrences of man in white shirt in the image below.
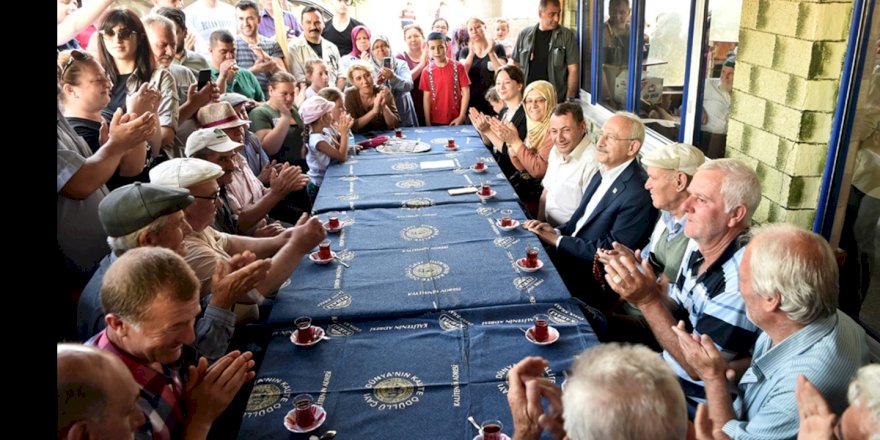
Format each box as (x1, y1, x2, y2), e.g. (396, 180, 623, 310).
(524, 112, 657, 308)
(288, 7, 345, 89)
(184, 0, 237, 58)
(539, 102, 599, 227)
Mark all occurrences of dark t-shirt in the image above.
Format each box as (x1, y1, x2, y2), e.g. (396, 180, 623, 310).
(458, 44, 507, 117)
(67, 116, 145, 190)
(102, 73, 131, 121)
(526, 29, 553, 84)
(322, 18, 364, 56)
(307, 40, 323, 58)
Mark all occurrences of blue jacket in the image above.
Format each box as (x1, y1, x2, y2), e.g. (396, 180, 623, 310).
(557, 160, 658, 263)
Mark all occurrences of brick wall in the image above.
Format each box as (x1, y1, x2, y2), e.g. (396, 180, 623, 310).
(727, 0, 853, 228)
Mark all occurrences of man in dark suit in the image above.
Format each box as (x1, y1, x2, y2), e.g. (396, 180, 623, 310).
(524, 111, 657, 308)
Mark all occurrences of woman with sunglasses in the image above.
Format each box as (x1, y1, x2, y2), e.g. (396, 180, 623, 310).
(96, 9, 178, 161)
(60, 49, 157, 190)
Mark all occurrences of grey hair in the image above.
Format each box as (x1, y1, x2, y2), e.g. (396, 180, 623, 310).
(141, 13, 175, 35)
(614, 111, 645, 143)
(106, 213, 173, 254)
(562, 343, 687, 440)
(748, 223, 837, 324)
(848, 364, 880, 425)
(696, 158, 761, 225)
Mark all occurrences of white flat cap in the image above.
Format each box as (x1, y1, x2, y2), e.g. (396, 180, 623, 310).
(149, 158, 224, 189)
(641, 143, 705, 176)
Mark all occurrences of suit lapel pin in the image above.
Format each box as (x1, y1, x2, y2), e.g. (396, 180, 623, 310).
(612, 187, 618, 194)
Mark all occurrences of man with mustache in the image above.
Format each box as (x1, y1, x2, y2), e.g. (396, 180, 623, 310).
(288, 6, 345, 90)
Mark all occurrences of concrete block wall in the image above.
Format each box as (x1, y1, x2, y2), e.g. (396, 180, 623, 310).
(727, 0, 853, 228)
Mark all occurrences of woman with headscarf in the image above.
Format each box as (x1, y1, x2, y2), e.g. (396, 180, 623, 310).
(490, 80, 556, 215)
(339, 24, 371, 88)
(370, 34, 418, 127)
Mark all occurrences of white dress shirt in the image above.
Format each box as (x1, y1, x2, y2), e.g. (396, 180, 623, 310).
(542, 136, 599, 227)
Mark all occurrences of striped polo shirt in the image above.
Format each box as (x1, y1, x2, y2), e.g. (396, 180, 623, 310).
(663, 234, 760, 407)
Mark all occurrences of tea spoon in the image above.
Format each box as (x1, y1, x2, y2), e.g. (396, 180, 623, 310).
(467, 416, 481, 432)
(308, 430, 337, 440)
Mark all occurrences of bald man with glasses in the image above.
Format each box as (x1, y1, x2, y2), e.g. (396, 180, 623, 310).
(524, 111, 657, 310)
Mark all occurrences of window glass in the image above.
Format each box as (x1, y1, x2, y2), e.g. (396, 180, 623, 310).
(640, 0, 693, 141)
(580, 0, 594, 96)
(598, 0, 635, 110)
(838, 30, 880, 336)
(694, 0, 742, 158)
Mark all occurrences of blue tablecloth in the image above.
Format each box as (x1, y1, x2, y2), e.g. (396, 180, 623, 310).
(313, 127, 512, 213)
(240, 300, 598, 440)
(268, 205, 569, 324)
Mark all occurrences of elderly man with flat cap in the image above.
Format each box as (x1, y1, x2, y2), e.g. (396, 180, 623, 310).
(150, 157, 325, 323)
(76, 182, 271, 361)
(597, 142, 705, 350)
(193, 105, 310, 235)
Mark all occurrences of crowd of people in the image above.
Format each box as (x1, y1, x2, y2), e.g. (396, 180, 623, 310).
(57, 0, 876, 439)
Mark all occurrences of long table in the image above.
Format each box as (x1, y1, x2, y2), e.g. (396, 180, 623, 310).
(236, 126, 597, 440)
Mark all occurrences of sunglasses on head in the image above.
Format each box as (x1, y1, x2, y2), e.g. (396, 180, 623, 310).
(60, 49, 91, 79)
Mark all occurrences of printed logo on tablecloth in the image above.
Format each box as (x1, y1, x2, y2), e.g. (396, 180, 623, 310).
(495, 365, 557, 395)
(444, 152, 458, 158)
(364, 371, 426, 410)
(430, 137, 449, 145)
(439, 311, 473, 330)
(401, 198, 434, 208)
(392, 162, 418, 171)
(401, 224, 439, 241)
(452, 167, 469, 175)
(346, 159, 359, 165)
(493, 237, 520, 249)
(513, 276, 544, 291)
(244, 377, 292, 417)
(327, 322, 362, 336)
(339, 175, 359, 182)
(405, 260, 450, 281)
(395, 178, 426, 189)
(337, 194, 359, 201)
(496, 172, 505, 179)
(476, 207, 497, 216)
(318, 291, 352, 310)
(547, 304, 582, 324)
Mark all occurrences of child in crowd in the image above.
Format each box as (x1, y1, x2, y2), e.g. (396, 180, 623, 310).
(300, 95, 354, 202)
(419, 32, 470, 126)
(485, 86, 504, 114)
(304, 59, 330, 98)
(318, 87, 346, 141)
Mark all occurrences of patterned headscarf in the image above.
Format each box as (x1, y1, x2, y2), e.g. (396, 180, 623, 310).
(349, 25, 372, 58)
(369, 34, 394, 70)
(522, 80, 557, 150)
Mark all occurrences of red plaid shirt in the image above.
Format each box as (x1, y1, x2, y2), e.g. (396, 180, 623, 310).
(89, 330, 186, 440)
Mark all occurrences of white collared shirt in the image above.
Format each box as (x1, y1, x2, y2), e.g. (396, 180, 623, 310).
(572, 159, 634, 236)
(542, 136, 599, 227)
